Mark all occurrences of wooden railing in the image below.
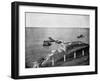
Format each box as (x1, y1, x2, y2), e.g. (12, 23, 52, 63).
(42, 45, 89, 67)
(32, 43, 89, 68)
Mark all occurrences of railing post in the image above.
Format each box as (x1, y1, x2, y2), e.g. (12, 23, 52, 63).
(82, 50, 84, 56)
(52, 57, 54, 66)
(74, 51, 76, 59)
(64, 54, 66, 62)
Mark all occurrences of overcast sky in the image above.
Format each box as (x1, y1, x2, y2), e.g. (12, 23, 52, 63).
(25, 12, 89, 28)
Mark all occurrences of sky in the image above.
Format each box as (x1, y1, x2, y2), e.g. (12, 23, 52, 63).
(25, 12, 89, 28)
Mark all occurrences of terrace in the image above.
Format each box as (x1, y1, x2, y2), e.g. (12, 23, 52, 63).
(32, 41, 89, 68)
